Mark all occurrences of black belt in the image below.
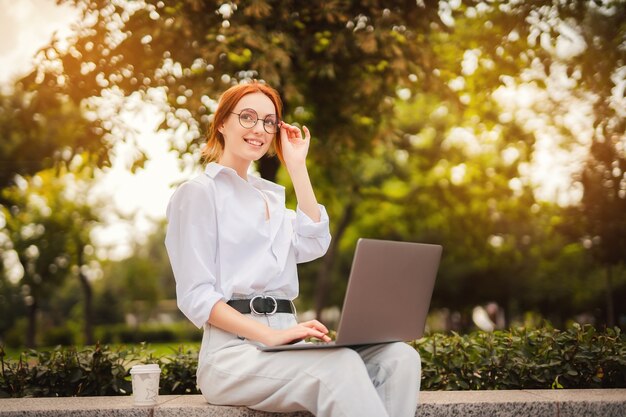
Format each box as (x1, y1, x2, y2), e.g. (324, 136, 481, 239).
(227, 296, 294, 315)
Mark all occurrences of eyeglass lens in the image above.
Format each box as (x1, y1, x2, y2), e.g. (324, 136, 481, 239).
(237, 109, 279, 134)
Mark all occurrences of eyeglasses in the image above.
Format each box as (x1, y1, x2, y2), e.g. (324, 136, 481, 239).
(230, 108, 280, 134)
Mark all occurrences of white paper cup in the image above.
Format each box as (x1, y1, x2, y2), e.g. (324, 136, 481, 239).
(130, 364, 161, 406)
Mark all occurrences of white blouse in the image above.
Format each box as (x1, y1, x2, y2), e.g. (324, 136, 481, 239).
(165, 162, 331, 328)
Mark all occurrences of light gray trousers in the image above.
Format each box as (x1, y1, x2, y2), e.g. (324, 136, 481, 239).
(196, 312, 421, 417)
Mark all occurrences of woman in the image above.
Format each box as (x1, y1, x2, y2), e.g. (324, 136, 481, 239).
(165, 81, 421, 417)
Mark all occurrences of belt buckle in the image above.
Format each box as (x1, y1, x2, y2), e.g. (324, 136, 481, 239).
(250, 295, 278, 316)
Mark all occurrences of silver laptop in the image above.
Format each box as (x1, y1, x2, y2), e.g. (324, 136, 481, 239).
(259, 238, 442, 352)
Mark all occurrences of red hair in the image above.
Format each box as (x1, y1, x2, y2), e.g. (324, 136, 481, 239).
(202, 81, 284, 163)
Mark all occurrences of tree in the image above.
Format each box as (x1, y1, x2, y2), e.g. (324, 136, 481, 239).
(574, 3, 626, 327)
(98, 219, 176, 325)
(470, 0, 626, 326)
(0, 257, 26, 345)
(26, 0, 455, 317)
(0, 79, 109, 195)
(580, 134, 626, 327)
(0, 159, 102, 346)
(23, 0, 626, 325)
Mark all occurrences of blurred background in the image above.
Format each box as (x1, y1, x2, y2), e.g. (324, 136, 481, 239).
(0, 0, 624, 349)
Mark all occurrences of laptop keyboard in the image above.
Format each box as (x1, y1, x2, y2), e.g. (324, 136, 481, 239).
(310, 341, 336, 346)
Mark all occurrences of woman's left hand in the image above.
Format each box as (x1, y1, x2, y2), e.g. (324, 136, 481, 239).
(279, 122, 310, 171)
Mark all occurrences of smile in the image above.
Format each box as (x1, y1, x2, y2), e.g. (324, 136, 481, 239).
(244, 138, 264, 147)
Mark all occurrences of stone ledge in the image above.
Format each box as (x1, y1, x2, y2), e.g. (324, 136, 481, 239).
(0, 389, 625, 417)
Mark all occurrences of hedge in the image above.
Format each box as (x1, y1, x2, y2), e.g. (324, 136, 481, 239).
(1, 324, 624, 397)
(411, 324, 625, 390)
(94, 323, 202, 345)
(2, 322, 204, 349)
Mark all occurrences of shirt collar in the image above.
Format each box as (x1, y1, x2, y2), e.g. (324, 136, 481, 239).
(204, 162, 225, 178)
(204, 162, 284, 193)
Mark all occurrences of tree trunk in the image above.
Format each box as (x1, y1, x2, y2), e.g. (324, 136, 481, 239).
(605, 266, 615, 328)
(77, 249, 94, 345)
(79, 271, 94, 345)
(314, 202, 355, 319)
(26, 299, 37, 348)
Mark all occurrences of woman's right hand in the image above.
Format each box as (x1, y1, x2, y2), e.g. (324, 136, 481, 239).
(209, 302, 331, 347)
(261, 320, 332, 346)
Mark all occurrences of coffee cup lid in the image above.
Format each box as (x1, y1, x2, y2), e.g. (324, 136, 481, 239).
(130, 364, 161, 374)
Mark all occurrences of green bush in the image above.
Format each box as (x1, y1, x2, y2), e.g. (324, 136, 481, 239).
(2, 319, 27, 349)
(94, 323, 202, 344)
(0, 343, 136, 397)
(42, 326, 77, 347)
(411, 324, 626, 390)
(1, 324, 624, 398)
(156, 345, 200, 395)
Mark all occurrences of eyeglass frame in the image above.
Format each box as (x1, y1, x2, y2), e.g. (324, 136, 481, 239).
(230, 108, 281, 134)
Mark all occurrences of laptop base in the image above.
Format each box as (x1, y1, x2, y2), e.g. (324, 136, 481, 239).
(258, 341, 389, 352)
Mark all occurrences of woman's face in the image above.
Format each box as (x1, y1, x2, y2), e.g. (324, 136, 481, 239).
(219, 92, 277, 165)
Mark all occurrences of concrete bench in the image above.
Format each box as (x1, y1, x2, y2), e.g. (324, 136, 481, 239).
(1, 389, 625, 416)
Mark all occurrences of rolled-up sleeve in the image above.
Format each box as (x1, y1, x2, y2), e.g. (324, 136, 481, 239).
(291, 204, 332, 263)
(165, 180, 224, 328)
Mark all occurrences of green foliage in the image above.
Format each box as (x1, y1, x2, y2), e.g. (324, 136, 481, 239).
(0, 82, 109, 193)
(42, 327, 77, 347)
(97, 220, 177, 317)
(0, 161, 104, 347)
(412, 324, 626, 390)
(0, 280, 24, 342)
(1, 325, 624, 398)
(0, 343, 135, 398)
(94, 323, 201, 345)
(156, 345, 199, 395)
(4, 321, 201, 349)
(0, 342, 197, 398)
(2, 0, 625, 346)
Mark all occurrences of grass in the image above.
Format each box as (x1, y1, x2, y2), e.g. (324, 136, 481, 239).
(1, 342, 201, 362)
